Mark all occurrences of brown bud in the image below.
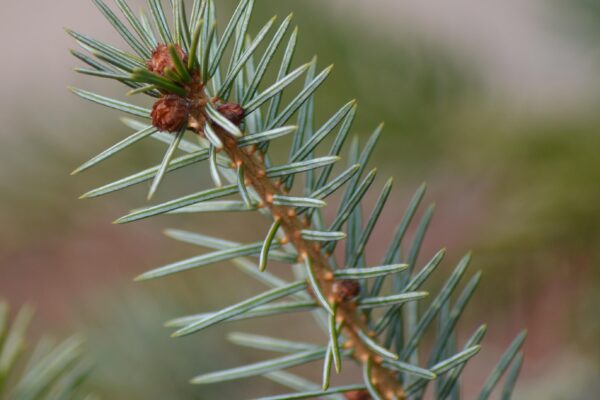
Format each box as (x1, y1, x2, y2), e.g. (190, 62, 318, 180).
(332, 280, 361, 303)
(151, 95, 190, 132)
(344, 390, 372, 400)
(147, 44, 188, 75)
(217, 103, 245, 126)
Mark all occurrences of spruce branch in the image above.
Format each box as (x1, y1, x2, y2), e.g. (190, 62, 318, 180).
(68, 1, 527, 399)
(0, 302, 91, 399)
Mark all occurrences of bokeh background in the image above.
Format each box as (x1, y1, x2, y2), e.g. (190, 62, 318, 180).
(1, 0, 599, 398)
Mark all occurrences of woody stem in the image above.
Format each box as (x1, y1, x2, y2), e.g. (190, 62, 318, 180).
(211, 125, 406, 400)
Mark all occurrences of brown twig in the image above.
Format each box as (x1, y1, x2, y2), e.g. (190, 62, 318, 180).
(210, 124, 406, 400)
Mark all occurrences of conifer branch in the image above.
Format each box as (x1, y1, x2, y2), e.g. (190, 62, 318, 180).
(67, 1, 527, 398)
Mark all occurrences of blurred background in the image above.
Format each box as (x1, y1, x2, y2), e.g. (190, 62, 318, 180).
(1, 0, 599, 398)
